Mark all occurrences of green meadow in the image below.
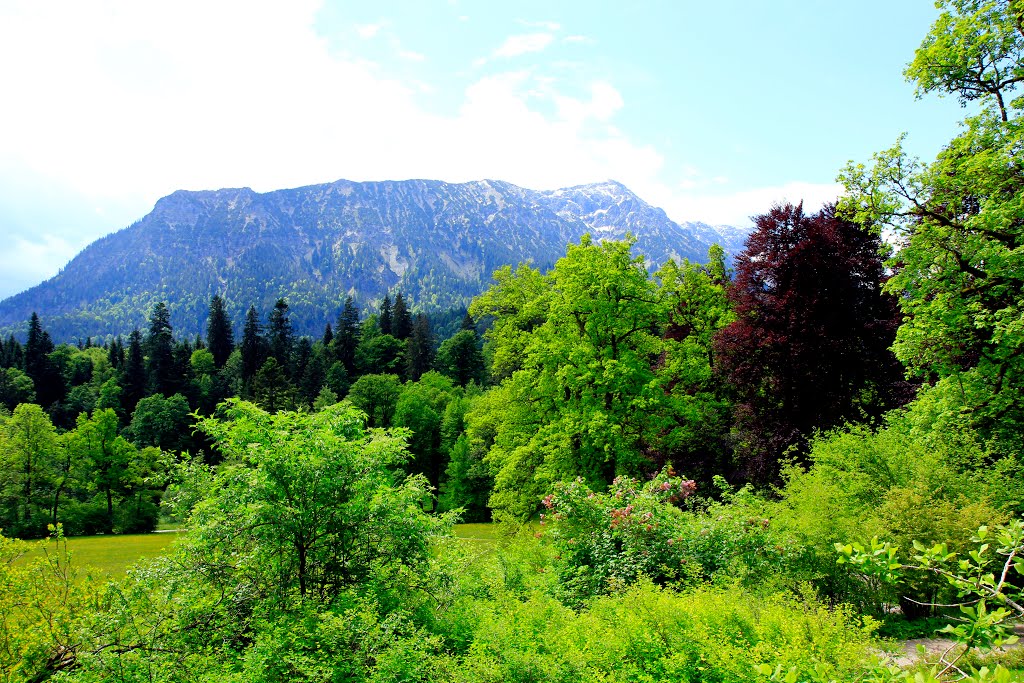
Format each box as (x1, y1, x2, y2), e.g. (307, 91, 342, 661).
(20, 524, 501, 577)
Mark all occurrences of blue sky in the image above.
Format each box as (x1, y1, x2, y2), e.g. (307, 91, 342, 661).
(0, 1, 966, 299)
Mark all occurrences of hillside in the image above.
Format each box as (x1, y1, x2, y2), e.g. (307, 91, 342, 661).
(0, 178, 747, 340)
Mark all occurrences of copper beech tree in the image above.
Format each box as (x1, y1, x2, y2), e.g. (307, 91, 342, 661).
(715, 202, 909, 483)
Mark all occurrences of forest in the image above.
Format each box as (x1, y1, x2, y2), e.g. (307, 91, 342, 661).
(3, 1, 1024, 681)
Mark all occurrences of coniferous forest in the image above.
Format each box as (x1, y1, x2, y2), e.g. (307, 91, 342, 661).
(3, 3, 1024, 682)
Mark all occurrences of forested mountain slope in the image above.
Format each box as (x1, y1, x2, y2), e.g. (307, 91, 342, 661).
(0, 178, 746, 340)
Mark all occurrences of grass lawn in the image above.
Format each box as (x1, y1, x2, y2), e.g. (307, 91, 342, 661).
(452, 522, 501, 543)
(18, 532, 182, 577)
(17, 524, 502, 577)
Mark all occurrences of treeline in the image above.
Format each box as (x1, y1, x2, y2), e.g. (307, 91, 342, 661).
(0, 198, 913, 536)
(0, 290, 486, 537)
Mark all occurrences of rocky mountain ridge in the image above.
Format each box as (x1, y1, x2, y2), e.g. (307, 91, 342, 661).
(0, 178, 748, 340)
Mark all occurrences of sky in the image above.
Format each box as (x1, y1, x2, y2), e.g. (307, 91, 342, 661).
(0, 0, 967, 300)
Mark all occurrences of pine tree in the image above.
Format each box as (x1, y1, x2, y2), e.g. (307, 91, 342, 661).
(24, 313, 49, 385)
(334, 296, 361, 374)
(267, 298, 293, 372)
(460, 311, 476, 332)
(292, 337, 313, 386)
(405, 314, 434, 381)
(241, 305, 266, 383)
(24, 313, 61, 407)
(251, 357, 295, 412)
(145, 302, 177, 396)
(206, 295, 234, 368)
(108, 338, 123, 369)
(122, 329, 146, 416)
(392, 292, 412, 340)
(321, 323, 334, 347)
(379, 294, 393, 335)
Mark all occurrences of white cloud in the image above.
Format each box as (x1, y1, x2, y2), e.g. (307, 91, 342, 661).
(0, 0, 842, 297)
(494, 33, 555, 58)
(563, 35, 593, 45)
(356, 22, 386, 39)
(398, 49, 426, 61)
(654, 181, 846, 227)
(0, 234, 83, 297)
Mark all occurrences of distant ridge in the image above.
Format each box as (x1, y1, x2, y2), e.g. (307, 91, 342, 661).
(0, 178, 748, 341)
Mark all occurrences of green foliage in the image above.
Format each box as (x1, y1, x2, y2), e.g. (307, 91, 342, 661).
(190, 399, 452, 601)
(767, 386, 1022, 615)
(394, 372, 459, 491)
(0, 527, 100, 683)
(471, 237, 733, 522)
(0, 368, 35, 411)
(541, 469, 793, 605)
(839, 1, 1024, 456)
(347, 373, 402, 428)
(435, 329, 487, 387)
(452, 581, 877, 683)
(250, 356, 296, 412)
(904, 0, 1024, 122)
(123, 392, 191, 452)
(0, 404, 60, 537)
(837, 516, 1024, 681)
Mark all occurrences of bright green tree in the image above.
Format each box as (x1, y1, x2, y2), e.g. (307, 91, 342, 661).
(0, 368, 35, 412)
(0, 404, 59, 537)
(346, 373, 401, 428)
(124, 393, 192, 452)
(66, 409, 136, 534)
(471, 237, 733, 521)
(191, 399, 450, 601)
(839, 0, 1024, 453)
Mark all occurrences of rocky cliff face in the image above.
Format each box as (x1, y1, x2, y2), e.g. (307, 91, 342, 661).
(0, 178, 748, 340)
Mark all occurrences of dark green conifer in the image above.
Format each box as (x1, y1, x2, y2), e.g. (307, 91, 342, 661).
(334, 296, 361, 374)
(405, 314, 434, 381)
(206, 295, 234, 368)
(241, 305, 266, 383)
(392, 292, 412, 340)
(145, 302, 177, 396)
(267, 298, 293, 372)
(379, 294, 393, 335)
(122, 329, 146, 416)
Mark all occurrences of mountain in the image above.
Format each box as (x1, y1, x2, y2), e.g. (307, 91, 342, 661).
(0, 178, 748, 341)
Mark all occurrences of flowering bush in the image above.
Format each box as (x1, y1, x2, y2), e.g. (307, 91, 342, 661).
(541, 468, 786, 604)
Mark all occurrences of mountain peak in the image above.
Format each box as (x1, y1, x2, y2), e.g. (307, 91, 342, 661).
(0, 177, 747, 341)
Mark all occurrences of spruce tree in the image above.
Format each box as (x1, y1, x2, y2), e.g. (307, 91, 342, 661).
(145, 302, 177, 396)
(267, 298, 294, 372)
(4, 335, 23, 370)
(108, 338, 123, 370)
(241, 305, 266, 383)
(24, 313, 49, 385)
(292, 337, 313, 386)
(122, 329, 146, 416)
(405, 314, 434, 381)
(206, 295, 234, 368)
(334, 296, 361, 374)
(321, 323, 334, 347)
(392, 292, 412, 340)
(379, 294, 393, 335)
(24, 313, 61, 407)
